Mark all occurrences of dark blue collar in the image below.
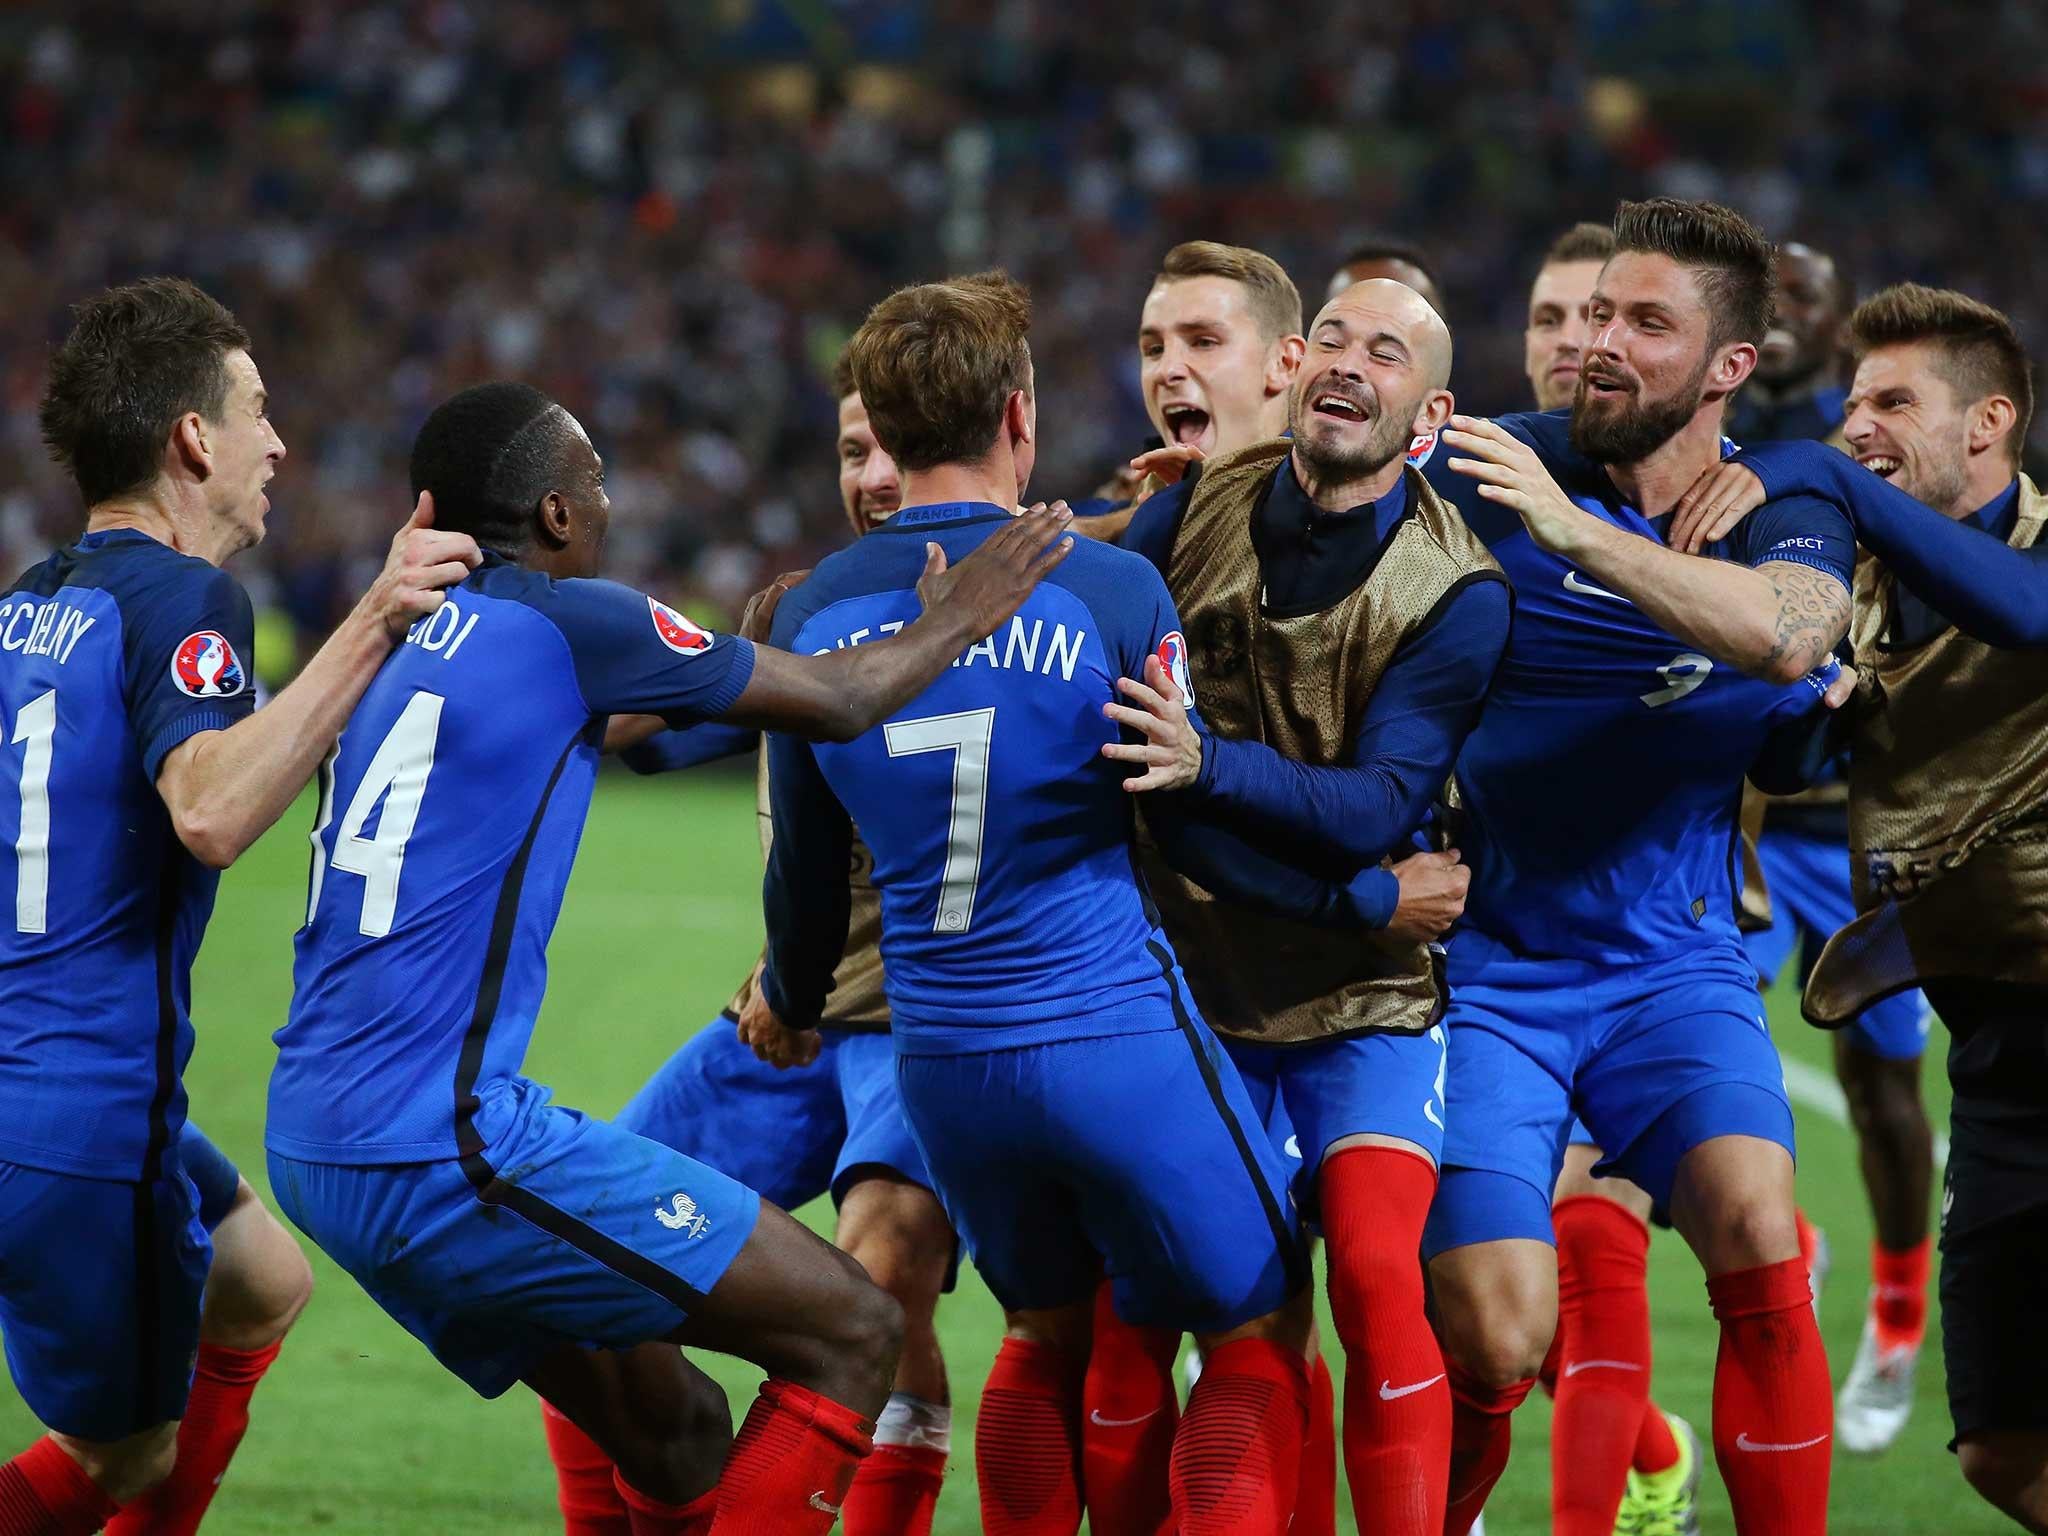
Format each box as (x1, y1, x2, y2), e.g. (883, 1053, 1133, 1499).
(1268, 458, 1409, 539)
(1965, 479, 2021, 542)
(879, 501, 1012, 531)
(73, 527, 164, 551)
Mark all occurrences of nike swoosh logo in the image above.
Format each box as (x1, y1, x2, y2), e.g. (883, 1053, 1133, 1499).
(1562, 570, 1631, 604)
(1089, 1408, 1161, 1428)
(809, 1492, 842, 1514)
(1735, 1430, 1829, 1453)
(1563, 1358, 1644, 1378)
(1379, 1374, 1445, 1401)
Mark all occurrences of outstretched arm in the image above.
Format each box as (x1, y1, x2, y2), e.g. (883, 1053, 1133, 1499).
(1443, 415, 1850, 684)
(723, 506, 1074, 740)
(155, 494, 479, 868)
(1733, 440, 2048, 649)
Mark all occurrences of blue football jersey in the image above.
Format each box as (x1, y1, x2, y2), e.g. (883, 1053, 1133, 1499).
(0, 530, 256, 1180)
(267, 558, 754, 1165)
(1415, 412, 1850, 961)
(761, 501, 1197, 1053)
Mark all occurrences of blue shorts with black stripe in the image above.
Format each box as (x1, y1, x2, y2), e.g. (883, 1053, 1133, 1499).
(269, 1078, 759, 1398)
(897, 1015, 1306, 1333)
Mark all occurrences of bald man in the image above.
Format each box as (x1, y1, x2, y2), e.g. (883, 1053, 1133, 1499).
(1116, 278, 1508, 1532)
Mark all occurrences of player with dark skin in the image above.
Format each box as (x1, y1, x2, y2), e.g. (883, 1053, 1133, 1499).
(1327, 239, 1447, 318)
(406, 400, 1077, 1511)
(1731, 242, 1854, 442)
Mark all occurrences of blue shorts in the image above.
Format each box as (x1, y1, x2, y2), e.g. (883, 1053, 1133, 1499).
(180, 1122, 243, 1231)
(269, 1083, 760, 1398)
(0, 1156, 211, 1440)
(1225, 1026, 1448, 1180)
(1424, 935, 1794, 1258)
(898, 1020, 1307, 1333)
(1746, 826, 1932, 1060)
(618, 1019, 933, 1209)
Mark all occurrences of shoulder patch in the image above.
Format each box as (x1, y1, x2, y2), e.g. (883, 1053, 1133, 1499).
(1406, 427, 1439, 468)
(170, 630, 247, 698)
(1156, 629, 1195, 705)
(649, 595, 714, 656)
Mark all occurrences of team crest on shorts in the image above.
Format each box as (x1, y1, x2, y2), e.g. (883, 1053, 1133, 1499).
(1155, 630, 1195, 705)
(170, 630, 247, 698)
(654, 1191, 711, 1238)
(648, 596, 714, 656)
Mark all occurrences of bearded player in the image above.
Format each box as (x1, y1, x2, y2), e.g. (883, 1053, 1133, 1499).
(1115, 269, 1507, 1533)
(1517, 218, 1707, 1534)
(1415, 199, 1851, 1536)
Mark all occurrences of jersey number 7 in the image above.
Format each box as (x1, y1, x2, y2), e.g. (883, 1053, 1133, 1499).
(883, 707, 994, 935)
(307, 691, 446, 937)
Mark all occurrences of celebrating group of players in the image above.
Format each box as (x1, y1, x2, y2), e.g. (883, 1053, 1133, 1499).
(1, 189, 2045, 1536)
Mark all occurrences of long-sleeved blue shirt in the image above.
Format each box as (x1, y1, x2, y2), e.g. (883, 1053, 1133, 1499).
(1738, 439, 2048, 648)
(1120, 461, 1510, 889)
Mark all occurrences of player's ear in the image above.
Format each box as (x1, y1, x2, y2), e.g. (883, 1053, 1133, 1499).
(535, 490, 573, 551)
(1969, 394, 2019, 458)
(1712, 339, 1758, 397)
(170, 411, 212, 479)
(1415, 388, 1455, 434)
(1267, 334, 1307, 396)
(1005, 389, 1034, 447)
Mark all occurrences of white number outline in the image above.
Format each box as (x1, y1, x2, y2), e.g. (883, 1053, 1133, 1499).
(883, 707, 995, 935)
(317, 691, 445, 938)
(9, 689, 56, 934)
(1640, 651, 1714, 708)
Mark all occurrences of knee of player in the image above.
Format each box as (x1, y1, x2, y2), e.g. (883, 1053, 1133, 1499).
(1456, 1317, 1552, 1389)
(64, 1423, 180, 1506)
(842, 1272, 908, 1371)
(837, 1196, 951, 1315)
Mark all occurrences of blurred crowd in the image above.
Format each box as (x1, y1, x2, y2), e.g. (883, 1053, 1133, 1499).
(2, 0, 2045, 666)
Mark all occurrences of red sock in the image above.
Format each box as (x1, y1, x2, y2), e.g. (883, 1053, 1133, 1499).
(1707, 1258, 1832, 1535)
(0, 1438, 119, 1536)
(1548, 1197, 1654, 1536)
(616, 1473, 718, 1536)
(707, 1380, 875, 1536)
(100, 1340, 281, 1536)
(1169, 1338, 1308, 1536)
(840, 1444, 945, 1536)
(1080, 1281, 1178, 1536)
(540, 1400, 631, 1535)
(1443, 1361, 1534, 1536)
(1632, 1399, 1681, 1476)
(1320, 1146, 1447, 1535)
(1870, 1237, 1931, 1353)
(1293, 1354, 1337, 1536)
(977, 1337, 1085, 1536)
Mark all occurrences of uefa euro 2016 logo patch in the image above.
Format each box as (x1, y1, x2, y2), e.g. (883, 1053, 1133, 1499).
(170, 630, 247, 698)
(1406, 427, 1440, 468)
(648, 596, 714, 656)
(1156, 629, 1195, 705)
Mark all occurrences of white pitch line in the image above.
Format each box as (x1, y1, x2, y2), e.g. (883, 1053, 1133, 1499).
(1780, 1052, 1950, 1168)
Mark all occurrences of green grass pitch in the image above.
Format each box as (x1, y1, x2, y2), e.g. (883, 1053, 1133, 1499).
(1, 770, 1998, 1532)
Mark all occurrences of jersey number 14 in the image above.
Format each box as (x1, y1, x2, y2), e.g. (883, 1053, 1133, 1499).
(307, 691, 445, 937)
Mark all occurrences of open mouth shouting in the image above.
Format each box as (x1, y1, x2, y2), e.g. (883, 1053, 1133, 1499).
(1857, 452, 1902, 481)
(1160, 402, 1213, 450)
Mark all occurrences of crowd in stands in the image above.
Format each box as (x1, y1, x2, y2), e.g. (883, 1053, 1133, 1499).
(2, 0, 2043, 665)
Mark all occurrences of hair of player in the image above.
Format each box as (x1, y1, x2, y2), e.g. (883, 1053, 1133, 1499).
(830, 346, 857, 403)
(1157, 240, 1304, 342)
(1336, 235, 1442, 289)
(409, 382, 578, 553)
(1544, 221, 1616, 268)
(1851, 282, 2036, 464)
(1610, 197, 1776, 352)
(845, 271, 1032, 473)
(38, 276, 252, 509)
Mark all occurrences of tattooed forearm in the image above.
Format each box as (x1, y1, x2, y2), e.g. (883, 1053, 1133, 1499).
(1757, 561, 1852, 681)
